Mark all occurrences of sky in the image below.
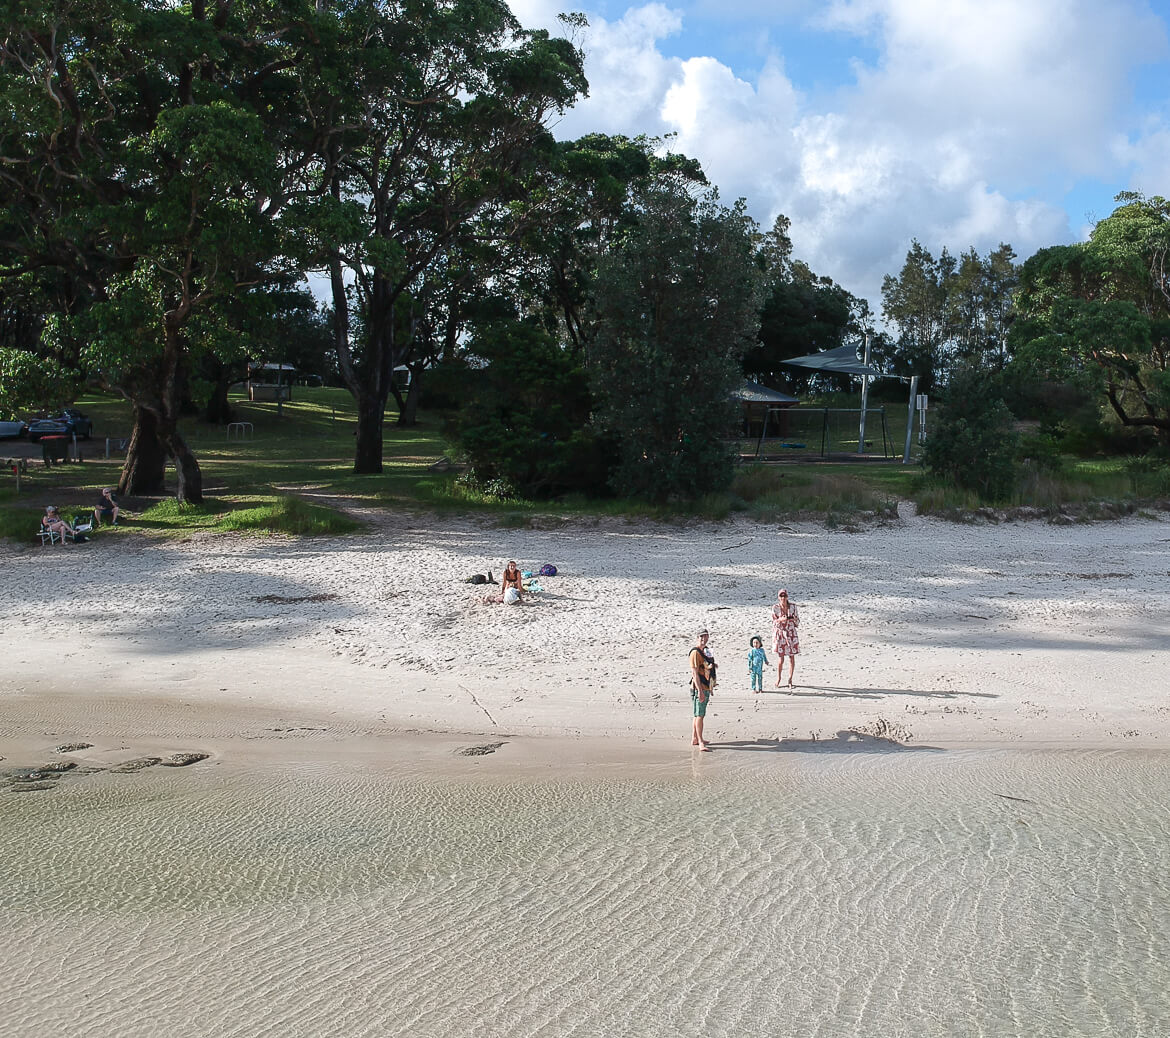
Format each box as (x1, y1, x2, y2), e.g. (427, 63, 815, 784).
(507, 0, 1170, 316)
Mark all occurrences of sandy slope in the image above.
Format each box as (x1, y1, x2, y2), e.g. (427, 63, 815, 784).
(3, 508, 1169, 764)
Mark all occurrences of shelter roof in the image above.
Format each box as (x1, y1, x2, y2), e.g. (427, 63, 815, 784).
(781, 344, 882, 377)
(732, 380, 799, 404)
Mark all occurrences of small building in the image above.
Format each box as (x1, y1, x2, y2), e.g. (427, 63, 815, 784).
(246, 363, 296, 402)
(732, 380, 799, 437)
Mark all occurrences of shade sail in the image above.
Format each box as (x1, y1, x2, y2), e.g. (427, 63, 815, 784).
(731, 379, 799, 404)
(781, 344, 882, 377)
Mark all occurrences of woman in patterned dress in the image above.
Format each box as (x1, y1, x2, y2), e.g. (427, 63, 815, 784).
(771, 588, 800, 688)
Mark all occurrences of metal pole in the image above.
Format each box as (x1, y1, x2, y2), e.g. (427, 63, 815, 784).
(902, 375, 919, 464)
(858, 331, 870, 455)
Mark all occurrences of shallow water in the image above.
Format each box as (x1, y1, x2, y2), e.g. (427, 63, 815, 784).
(2, 749, 1168, 1037)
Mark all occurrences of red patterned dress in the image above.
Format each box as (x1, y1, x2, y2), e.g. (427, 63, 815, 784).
(771, 602, 801, 656)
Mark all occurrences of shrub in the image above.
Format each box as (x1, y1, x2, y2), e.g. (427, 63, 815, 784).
(446, 318, 613, 499)
(923, 366, 1020, 501)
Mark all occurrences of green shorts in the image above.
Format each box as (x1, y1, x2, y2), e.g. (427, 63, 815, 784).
(692, 690, 709, 717)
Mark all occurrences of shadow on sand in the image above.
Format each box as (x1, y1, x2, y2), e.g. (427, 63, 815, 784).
(707, 731, 943, 754)
(755, 684, 997, 702)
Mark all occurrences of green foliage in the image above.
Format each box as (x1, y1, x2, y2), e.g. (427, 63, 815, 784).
(1010, 193, 1170, 449)
(880, 240, 956, 391)
(590, 184, 764, 501)
(315, 0, 588, 472)
(923, 366, 1020, 500)
(745, 228, 857, 393)
(0, 0, 334, 500)
(1122, 455, 1170, 496)
(1017, 431, 1065, 473)
(447, 318, 612, 497)
(880, 241, 1020, 390)
(219, 497, 360, 536)
(0, 348, 78, 419)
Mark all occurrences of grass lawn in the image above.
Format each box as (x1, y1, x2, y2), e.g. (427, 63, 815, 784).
(2, 387, 1166, 542)
(0, 388, 452, 539)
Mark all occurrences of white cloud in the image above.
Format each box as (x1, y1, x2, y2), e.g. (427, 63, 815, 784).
(508, 0, 1169, 310)
(1115, 116, 1170, 202)
(820, 0, 1167, 181)
(549, 5, 686, 138)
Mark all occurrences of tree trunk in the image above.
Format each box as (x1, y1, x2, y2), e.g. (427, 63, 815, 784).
(119, 406, 168, 494)
(398, 364, 423, 426)
(204, 371, 235, 424)
(165, 425, 204, 503)
(353, 390, 385, 474)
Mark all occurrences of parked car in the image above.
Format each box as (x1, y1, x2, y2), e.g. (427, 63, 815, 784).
(0, 418, 28, 439)
(28, 408, 94, 441)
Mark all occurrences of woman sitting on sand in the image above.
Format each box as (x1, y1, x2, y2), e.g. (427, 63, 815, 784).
(500, 561, 524, 604)
(771, 588, 800, 688)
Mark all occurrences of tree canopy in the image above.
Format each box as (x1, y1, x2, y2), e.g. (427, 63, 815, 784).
(1009, 194, 1170, 448)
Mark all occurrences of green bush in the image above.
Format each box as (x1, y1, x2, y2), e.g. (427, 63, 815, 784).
(1123, 455, 1170, 496)
(924, 366, 1020, 501)
(1017, 431, 1065, 473)
(446, 318, 614, 499)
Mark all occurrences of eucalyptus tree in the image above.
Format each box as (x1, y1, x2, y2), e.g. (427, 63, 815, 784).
(948, 244, 1019, 371)
(880, 240, 957, 390)
(314, 0, 587, 473)
(515, 133, 706, 359)
(0, 0, 339, 500)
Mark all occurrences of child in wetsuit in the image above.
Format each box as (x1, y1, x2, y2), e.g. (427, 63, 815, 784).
(747, 636, 769, 693)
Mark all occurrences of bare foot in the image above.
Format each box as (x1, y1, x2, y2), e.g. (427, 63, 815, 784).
(787, 680, 794, 688)
(699, 743, 711, 752)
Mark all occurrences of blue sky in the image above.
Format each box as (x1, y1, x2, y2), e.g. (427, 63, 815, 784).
(509, 0, 1170, 313)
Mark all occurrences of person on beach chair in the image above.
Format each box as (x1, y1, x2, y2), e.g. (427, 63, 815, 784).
(40, 505, 76, 546)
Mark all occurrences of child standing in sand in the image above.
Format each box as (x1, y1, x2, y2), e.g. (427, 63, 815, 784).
(747, 636, 769, 693)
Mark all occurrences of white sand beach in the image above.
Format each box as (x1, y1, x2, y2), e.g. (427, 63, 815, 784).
(2, 506, 1169, 759)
